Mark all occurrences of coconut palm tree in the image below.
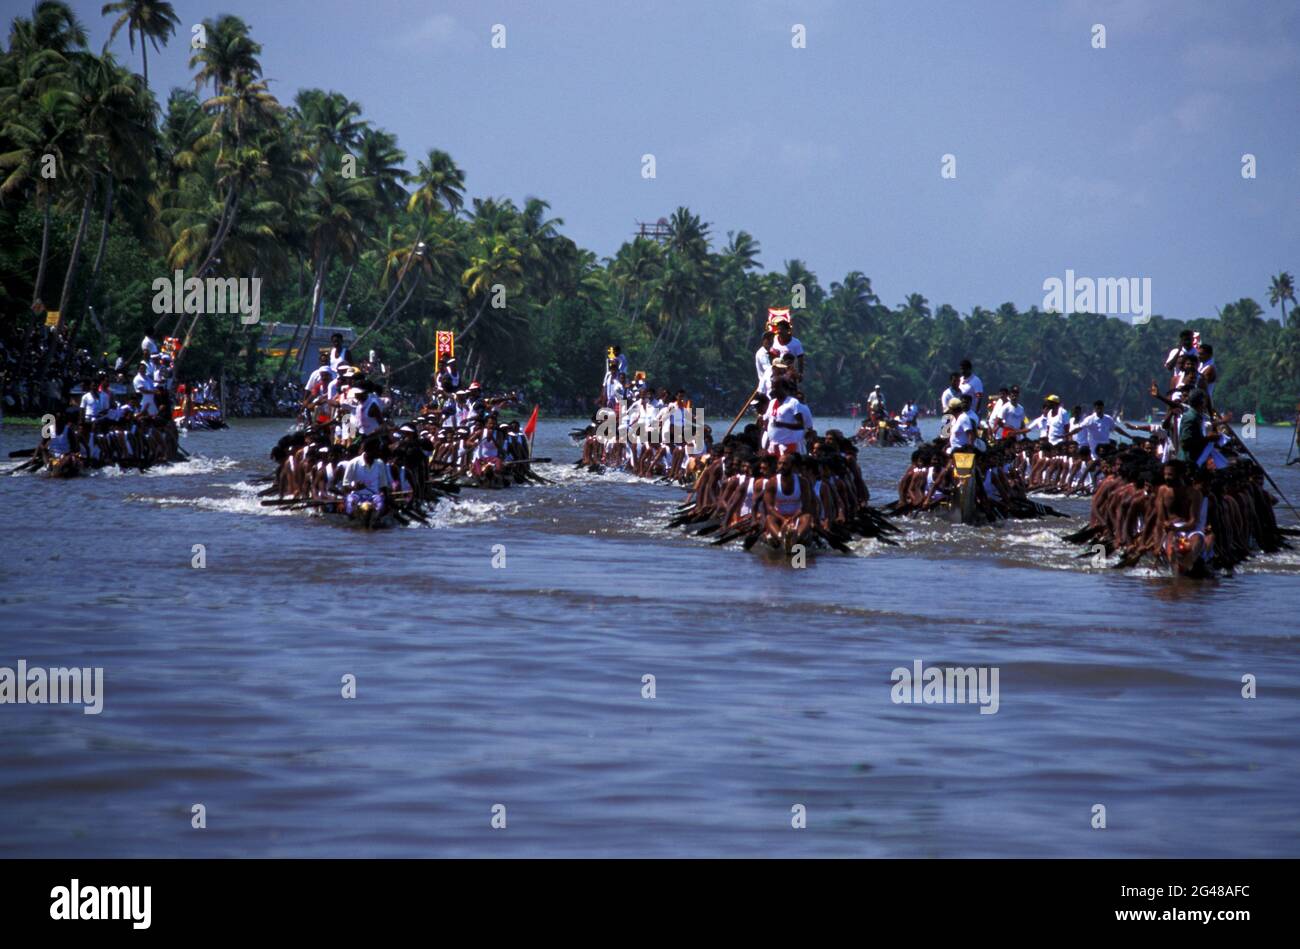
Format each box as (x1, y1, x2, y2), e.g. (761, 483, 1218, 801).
(0, 84, 79, 308)
(63, 53, 155, 352)
(188, 14, 261, 96)
(101, 0, 180, 87)
(1268, 272, 1295, 325)
(459, 232, 523, 339)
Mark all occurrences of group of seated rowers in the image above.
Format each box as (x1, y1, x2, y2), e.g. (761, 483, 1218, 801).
(576, 386, 712, 480)
(35, 371, 183, 473)
(271, 387, 536, 518)
(1066, 450, 1291, 576)
(673, 421, 898, 553)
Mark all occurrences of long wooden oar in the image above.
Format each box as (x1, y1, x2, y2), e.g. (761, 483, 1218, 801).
(722, 385, 761, 439)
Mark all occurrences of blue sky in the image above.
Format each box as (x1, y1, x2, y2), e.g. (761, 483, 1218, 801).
(67, 0, 1300, 320)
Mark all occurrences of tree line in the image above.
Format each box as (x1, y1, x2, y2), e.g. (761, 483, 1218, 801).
(2, 2, 1297, 419)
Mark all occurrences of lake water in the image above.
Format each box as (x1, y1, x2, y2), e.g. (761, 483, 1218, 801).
(2, 416, 1298, 857)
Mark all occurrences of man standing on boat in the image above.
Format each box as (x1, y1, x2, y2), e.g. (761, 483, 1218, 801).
(939, 372, 962, 418)
(990, 385, 1027, 440)
(132, 361, 158, 417)
(770, 319, 805, 378)
(436, 357, 460, 394)
(1021, 395, 1071, 445)
(958, 359, 984, 414)
(755, 331, 775, 395)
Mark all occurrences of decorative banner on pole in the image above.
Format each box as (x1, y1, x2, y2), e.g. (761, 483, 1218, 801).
(766, 307, 792, 333)
(434, 330, 455, 372)
(44, 310, 61, 328)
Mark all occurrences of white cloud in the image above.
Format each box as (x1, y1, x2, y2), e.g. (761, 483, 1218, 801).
(398, 13, 473, 48)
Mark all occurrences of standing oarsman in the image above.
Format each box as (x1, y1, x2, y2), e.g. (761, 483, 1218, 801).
(867, 385, 886, 419)
(755, 331, 775, 395)
(958, 359, 984, 414)
(1196, 343, 1217, 405)
(1163, 329, 1197, 372)
(329, 332, 353, 372)
(939, 372, 962, 417)
(770, 319, 805, 378)
(436, 357, 460, 393)
(1071, 400, 1118, 458)
(946, 397, 975, 454)
(1022, 395, 1071, 445)
(897, 398, 919, 438)
(133, 361, 158, 417)
(990, 385, 1026, 439)
(764, 376, 813, 455)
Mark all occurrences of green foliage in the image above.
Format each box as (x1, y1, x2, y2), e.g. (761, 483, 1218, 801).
(1, 1, 1296, 418)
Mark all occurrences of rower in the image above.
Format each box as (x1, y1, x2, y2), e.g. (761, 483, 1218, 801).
(340, 437, 393, 517)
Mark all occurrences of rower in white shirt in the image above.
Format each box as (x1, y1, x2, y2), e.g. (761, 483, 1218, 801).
(1071, 400, 1118, 458)
(341, 438, 393, 516)
(990, 385, 1027, 439)
(1021, 395, 1071, 445)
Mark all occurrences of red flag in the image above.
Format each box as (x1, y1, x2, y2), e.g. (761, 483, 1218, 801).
(523, 404, 540, 438)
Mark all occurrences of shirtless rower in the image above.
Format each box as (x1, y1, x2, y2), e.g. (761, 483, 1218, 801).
(762, 450, 814, 552)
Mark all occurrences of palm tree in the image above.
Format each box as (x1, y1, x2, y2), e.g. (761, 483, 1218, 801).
(459, 232, 523, 339)
(1268, 272, 1295, 325)
(0, 84, 79, 307)
(9, 1, 87, 58)
(407, 148, 465, 217)
(101, 0, 180, 87)
(64, 53, 155, 352)
(188, 14, 261, 96)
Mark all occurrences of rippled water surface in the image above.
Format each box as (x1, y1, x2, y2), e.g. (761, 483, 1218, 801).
(2, 416, 1299, 857)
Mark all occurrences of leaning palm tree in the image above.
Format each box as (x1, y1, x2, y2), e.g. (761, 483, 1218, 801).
(101, 0, 180, 86)
(1268, 272, 1296, 325)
